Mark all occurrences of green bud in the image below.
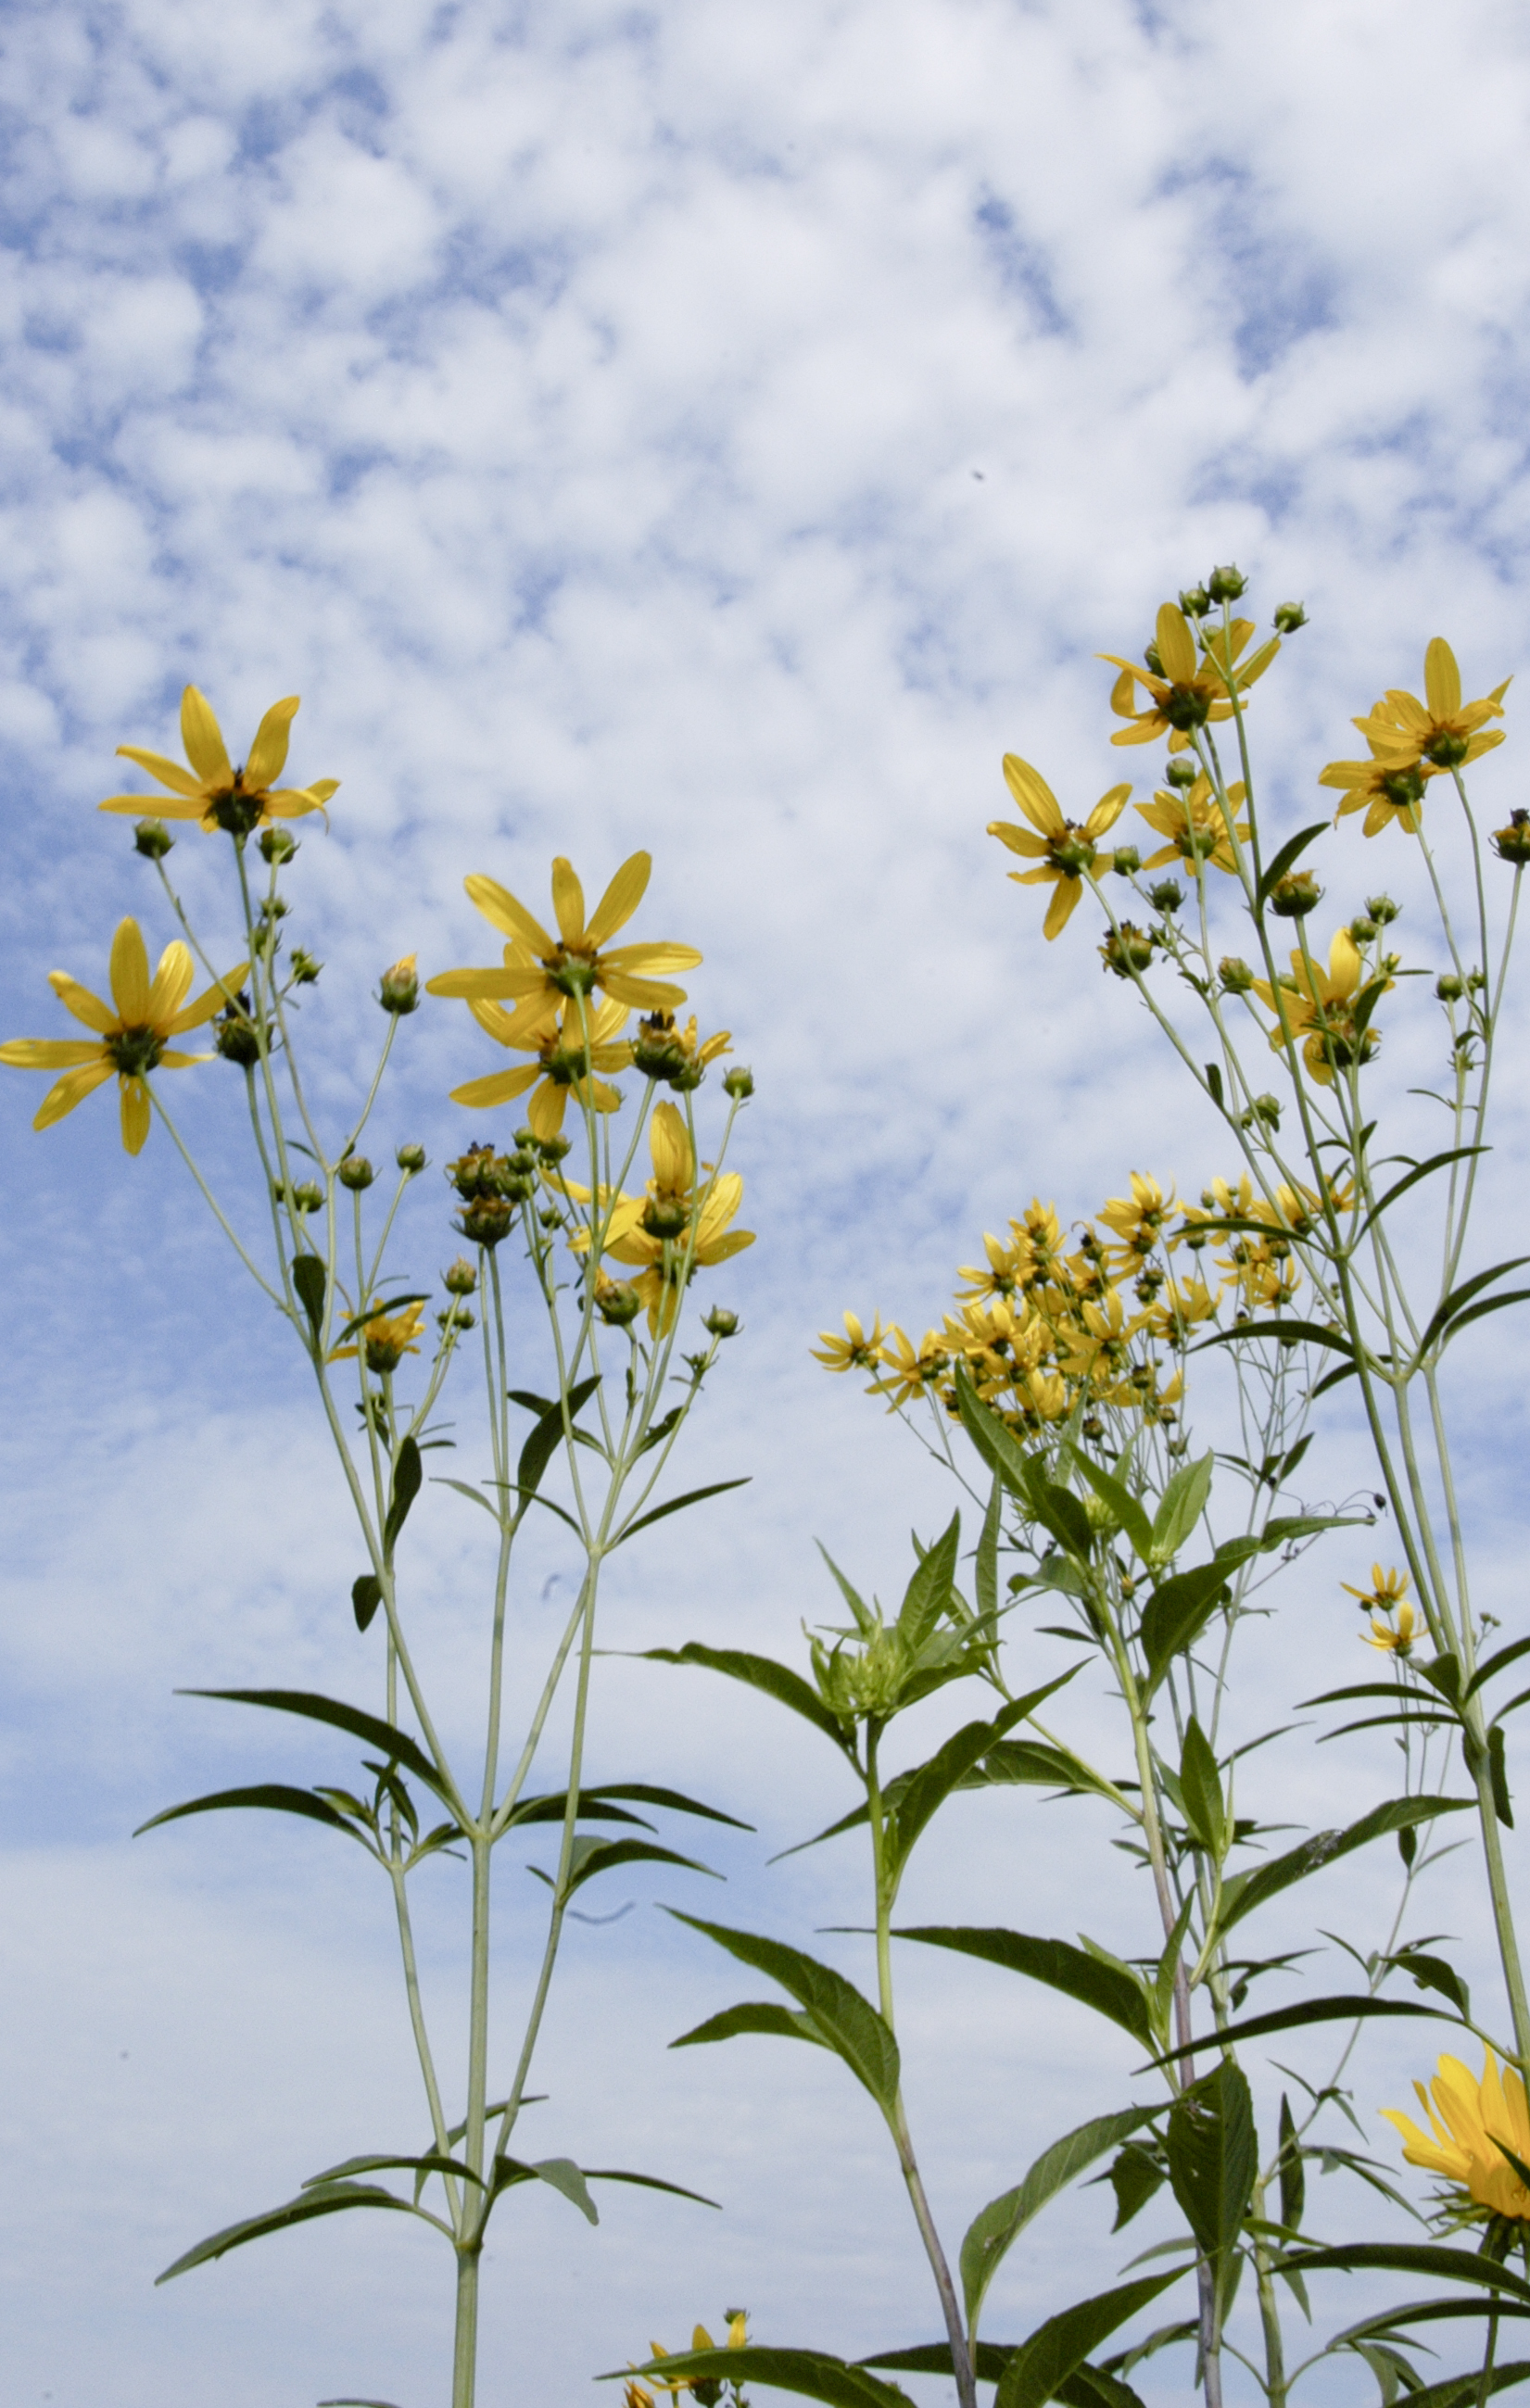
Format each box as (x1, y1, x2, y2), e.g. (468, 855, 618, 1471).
(1111, 844, 1142, 876)
(1219, 955, 1255, 993)
(396, 1143, 427, 1174)
(1273, 600, 1309, 634)
(702, 1306, 740, 1338)
(437, 1305, 475, 1330)
(596, 1280, 643, 1327)
(288, 948, 322, 985)
(537, 1132, 573, 1164)
(337, 1154, 374, 1191)
(1147, 879, 1183, 915)
(723, 1065, 755, 1100)
(133, 818, 174, 860)
(1208, 562, 1247, 603)
(1178, 585, 1211, 620)
(259, 828, 299, 864)
(1164, 755, 1198, 789)
(1365, 893, 1401, 925)
(378, 955, 420, 1015)
(214, 992, 261, 1066)
(289, 1180, 323, 1215)
(1348, 917, 1377, 944)
(1435, 973, 1464, 1002)
(1270, 870, 1322, 918)
(442, 1256, 478, 1294)
(1098, 922, 1157, 979)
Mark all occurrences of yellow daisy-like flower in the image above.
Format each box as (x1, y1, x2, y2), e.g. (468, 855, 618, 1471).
(989, 755, 1131, 939)
(1319, 724, 1438, 838)
(449, 994, 633, 1143)
(1251, 929, 1391, 1087)
(1382, 2052, 1530, 2221)
(1349, 639, 1511, 777)
(588, 1101, 754, 1334)
(869, 1323, 949, 1410)
(0, 917, 247, 1154)
(426, 852, 702, 1022)
(1342, 1563, 1411, 1612)
(1100, 603, 1279, 755)
(642, 2316, 748, 2398)
(1135, 776, 1250, 876)
(329, 1296, 427, 1375)
(1098, 1172, 1177, 1271)
(100, 687, 338, 837)
(1363, 1599, 1419, 1656)
(812, 1311, 885, 1371)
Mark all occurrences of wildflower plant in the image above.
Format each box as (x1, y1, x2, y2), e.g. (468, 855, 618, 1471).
(3, 687, 757, 2408)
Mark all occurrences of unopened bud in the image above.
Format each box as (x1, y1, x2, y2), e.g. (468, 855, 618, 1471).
(1241, 1093, 1282, 1130)
(1348, 916, 1377, 944)
(133, 817, 174, 860)
(723, 1065, 754, 1100)
(337, 1154, 375, 1191)
(1178, 585, 1211, 620)
(1144, 641, 1165, 677)
(1272, 600, 1309, 635)
(1270, 870, 1322, 918)
(288, 948, 322, 985)
(1208, 563, 1247, 603)
(703, 1306, 740, 1338)
(1365, 894, 1401, 925)
(596, 1279, 643, 1327)
(289, 1180, 323, 1214)
(215, 993, 261, 1065)
(1147, 879, 1184, 915)
(1435, 973, 1464, 1002)
(1219, 955, 1255, 993)
(437, 1305, 475, 1330)
(1164, 756, 1198, 789)
(1111, 844, 1142, 877)
(259, 828, 299, 864)
(396, 1143, 427, 1174)
(538, 1132, 573, 1164)
(1099, 923, 1157, 979)
(1492, 811, 1530, 866)
(378, 954, 419, 1015)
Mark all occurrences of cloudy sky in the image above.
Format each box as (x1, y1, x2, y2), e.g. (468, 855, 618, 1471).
(5, 0, 1530, 2402)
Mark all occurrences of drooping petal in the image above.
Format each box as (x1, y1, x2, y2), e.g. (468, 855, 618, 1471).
(1042, 876, 1083, 939)
(987, 819, 1049, 859)
(427, 965, 547, 1001)
(120, 1076, 152, 1154)
(448, 1063, 541, 1108)
(1002, 753, 1063, 836)
(0, 1038, 107, 1067)
(180, 687, 233, 785)
(600, 941, 705, 974)
(1156, 603, 1197, 686)
(1424, 639, 1461, 723)
(649, 1100, 694, 1191)
(587, 1077, 624, 1115)
(98, 792, 208, 820)
(1328, 929, 1364, 998)
(34, 1057, 115, 1128)
(697, 1227, 755, 1265)
(1111, 716, 1168, 749)
(109, 919, 152, 1023)
(550, 857, 587, 947)
(600, 969, 689, 1010)
(46, 972, 119, 1033)
(526, 1078, 569, 1142)
(113, 744, 204, 799)
(584, 851, 651, 947)
(262, 788, 329, 820)
(145, 941, 196, 1029)
(166, 962, 250, 1035)
(154, 1049, 209, 1068)
(244, 695, 300, 790)
(463, 874, 556, 953)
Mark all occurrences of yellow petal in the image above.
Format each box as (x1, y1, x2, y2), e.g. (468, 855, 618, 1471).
(987, 819, 1049, 859)
(98, 792, 207, 819)
(1042, 877, 1082, 939)
(550, 857, 587, 947)
(464, 875, 555, 953)
(114, 744, 203, 798)
(1424, 638, 1460, 723)
(245, 695, 299, 790)
(1085, 784, 1132, 838)
(588, 1078, 624, 1115)
(698, 1227, 754, 1263)
(585, 851, 651, 948)
(1110, 718, 1166, 748)
(155, 1049, 209, 1068)
(600, 941, 704, 974)
(46, 972, 118, 1034)
(34, 1058, 115, 1128)
(650, 1100, 693, 1191)
(262, 789, 327, 820)
(427, 966, 547, 1000)
(1156, 603, 1197, 685)
(1002, 752, 1062, 836)
(167, 963, 250, 1035)
(449, 1064, 541, 1108)
(601, 970, 689, 1011)
(180, 687, 233, 784)
(0, 1038, 107, 1067)
(120, 1076, 151, 1154)
(109, 919, 152, 1023)
(146, 940, 195, 1029)
(527, 1078, 569, 1142)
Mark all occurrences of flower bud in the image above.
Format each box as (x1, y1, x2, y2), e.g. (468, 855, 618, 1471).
(1164, 755, 1198, 789)
(133, 817, 174, 860)
(396, 1143, 427, 1174)
(443, 1256, 478, 1294)
(513, 1127, 537, 1149)
(1241, 1092, 1282, 1130)
(259, 828, 299, 864)
(258, 894, 291, 922)
(1348, 916, 1377, 944)
(1099, 923, 1157, 978)
(215, 993, 262, 1065)
(378, 954, 420, 1015)
(1435, 973, 1464, 1002)
(1147, 879, 1183, 915)
(538, 1132, 573, 1164)
(1111, 844, 1142, 876)
(1178, 585, 1211, 620)
(1365, 893, 1401, 925)
(337, 1154, 375, 1191)
(1269, 870, 1322, 918)
(1208, 563, 1247, 603)
(1219, 955, 1255, 993)
(455, 1195, 514, 1246)
(723, 1065, 754, 1100)
(642, 1193, 691, 1239)
(595, 1278, 643, 1327)
(1492, 811, 1530, 866)
(288, 948, 322, 985)
(290, 1180, 323, 1214)
(1144, 641, 1165, 677)
(537, 1204, 564, 1229)
(1272, 600, 1308, 634)
(703, 1306, 740, 1338)
(437, 1305, 475, 1330)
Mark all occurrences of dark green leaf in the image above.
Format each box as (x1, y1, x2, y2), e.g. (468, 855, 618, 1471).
(555, 1838, 719, 1897)
(896, 1512, 961, 1651)
(996, 2276, 1182, 2408)
(582, 2167, 721, 2209)
(291, 1252, 326, 1340)
(179, 1687, 449, 1802)
(858, 2346, 1016, 2385)
(1166, 2062, 1257, 2314)
(671, 2001, 829, 2049)
(613, 1480, 750, 1547)
(508, 1780, 752, 1833)
(492, 2154, 598, 2223)
(1192, 1319, 1354, 1359)
(976, 1475, 1002, 1625)
(1357, 1148, 1488, 1242)
(1149, 1454, 1214, 1564)
(516, 1375, 603, 1503)
(886, 1683, 1077, 1885)
(970, 1738, 1123, 1806)
(1466, 1635, 1530, 1702)
(1277, 2094, 1304, 2235)
(1216, 1796, 1473, 1937)
(1206, 1062, 1224, 1111)
(960, 2110, 1151, 2337)
(1139, 1562, 1230, 1691)
(1419, 1258, 1530, 1358)
(893, 1926, 1154, 2050)
(1258, 823, 1328, 907)
(1385, 1950, 1471, 2023)
(1401, 2364, 1530, 2408)
(383, 1435, 422, 1556)
(1073, 1459, 1154, 1563)
(640, 1645, 853, 1756)
(303, 2151, 484, 2191)
(1442, 1288, 1530, 1349)
(1109, 2144, 1166, 2232)
(157, 2181, 431, 2282)
(1492, 1724, 1515, 1827)
(1178, 1719, 1226, 1859)
(352, 1574, 383, 1633)
(1145, 1994, 1459, 2071)
(954, 1361, 1038, 1501)
(1280, 2245, 1530, 2304)
(664, 1912, 899, 2113)
(607, 2348, 914, 2408)
(133, 1784, 369, 1845)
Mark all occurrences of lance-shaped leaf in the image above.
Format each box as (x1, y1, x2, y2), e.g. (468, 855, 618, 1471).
(302, 2150, 485, 2190)
(884, 1678, 1079, 1887)
(895, 1512, 961, 1651)
(134, 1784, 372, 1846)
(641, 1645, 854, 1756)
(995, 2276, 1182, 2408)
(1144, 1993, 1459, 2072)
(1072, 1456, 1154, 1563)
(613, 1479, 750, 1547)
(515, 1374, 602, 1503)
(893, 1927, 1154, 2051)
(857, 2349, 1144, 2408)
(383, 1435, 423, 1556)
(1399, 2364, 1530, 2408)
(1215, 1796, 1473, 1938)
(179, 1688, 452, 1803)
(529, 1836, 719, 1899)
(1148, 1453, 1214, 1566)
(1279, 2244, 1530, 2304)
(664, 1912, 900, 2113)
(581, 2167, 720, 2208)
(1418, 1257, 1530, 1358)
(157, 2180, 438, 2282)
(961, 2109, 1153, 2338)
(1138, 1562, 1231, 1692)
(1257, 822, 1328, 907)
(1355, 1146, 1489, 1243)
(1192, 1318, 1355, 1359)
(291, 1251, 326, 1341)
(506, 1780, 752, 1833)
(491, 2154, 598, 2223)
(1166, 2062, 1257, 2319)
(352, 1574, 383, 1633)
(672, 2001, 829, 2049)
(604, 2347, 915, 2408)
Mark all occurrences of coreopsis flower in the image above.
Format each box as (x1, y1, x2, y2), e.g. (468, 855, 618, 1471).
(869, 1323, 949, 1410)
(989, 755, 1131, 938)
(1101, 603, 1278, 754)
(1382, 2053, 1530, 2221)
(0, 917, 247, 1154)
(1343, 1564, 1411, 1613)
(1135, 776, 1250, 876)
(449, 994, 633, 1142)
(99, 687, 338, 837)
(812, 1311, 885, 1371)
(1363, 1600, 1419, 1656)
(1012, 1201, 1068, 1288)
(643, 2316, 748, 2400)
(1251, 929, 1391, 1087)
(1319, 730, 1437, 838)
(330, 1296, 427, 1375)
(1349, 640, 1511, 777)
(1098, 1173, 1177, 1272)
(426, 852, 702, 1022)
(1145, 1273, 1220, 1341)
(590, 1101, 753, 1335)
(955, 1229, 1024, 1302)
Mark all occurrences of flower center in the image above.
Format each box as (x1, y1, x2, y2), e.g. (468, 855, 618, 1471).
(546, 950, 598, 997)
(107, 1026, 165, 1079)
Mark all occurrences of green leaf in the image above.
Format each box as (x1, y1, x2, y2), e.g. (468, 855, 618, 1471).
(1441, 1287, 1530, 1349)
(1138, 1562, 1230, 1691)
(996, 2276, 1182, 2408)
(515, 1375, 603, 1503)
(896, 1512, 961, 1651)
(885, 1683, 1077, 1886)
(1277, 2094, 1305, 2235)
(1178, 1719, 1226, 1860)
(1216, 1795, 1473, 1937)
(640, 1645, 854, 1755)
(892, 1926, 1154, 2050)
(1108, 2142, 1166, 2231)
(1466, 1634, 1530, 1702)
(352, 1574, 383, 1633)
(1257, 822, 1328, 907)
(492, 2154, 598, 2223)
(156, 2181, 432, 2282)
(1073, 1458, 1155, 1564)
(857, 2346, 1016, 2385)
(971, 1738, 1124, 1807)
(133, 1784, 370, 1845)
(1149, 1453, 1214, 1564)
(179, 1687, 449, 1802)
(382, 1435, 423, 1556)
(605, 2347, 915, 2408)
(1205, 1062, 1224, 1111)
(554, 1838, 719, 1898)
(613, 1479, 750, 1547)
(1166, 2062, 1257, 2316)
(508, 1780, 752, 1833)
(302, 2151, 485, 2191)
(664, 1912, 900, 2113)
(1192, 1318, 1354, 1359)
(671, 2001, 829, 2049)
(954, 1361, 1036, 1499)
(1356, 1147, 1488, 1242)
(291, 1252, 326, 1340)
(1280, 2245, 1530, 2305)
(1491, 1724, 1515, 1827)
(960, 2109, 1152, 2338)
(1145, 1993, 1459, 2071)
(1401, 2364, 1530, 2408)
(976, 1475, 1002, 1624)
(1419, 1257, 1530, 1357)
(581, 2167, 721, 2209)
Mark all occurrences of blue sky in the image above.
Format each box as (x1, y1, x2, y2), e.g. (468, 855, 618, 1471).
(6, 1, 1530, 2402)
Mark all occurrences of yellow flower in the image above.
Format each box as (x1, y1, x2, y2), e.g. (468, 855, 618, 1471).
(0, 917, 247, 1154)
(869, 1323, 949, 1409)
(955, 1230, 1024, 1302)
(1098, 1173, 1177, 1271)
(1349, 640, 1511, 777)
(329, 1296, 427, 1375)
(1100, 603, 1279, 754)
(812, 1311, 885, 1371)
(1342, 1563, 1411, 1612)
(989, 755, 1131, 938)
(1382, 2052, 1530, 2220)
(1251, 929, 1390, 1086)
(591, 1101, 754, 1334)
(631, 1011, 731, 1088)
(1363, 1600, 1419, 1656)
(99, 687, 338, 836)
(426, 852, 702, 1021)
(642, 2318, 747, 2399)
(1135, 776, 1250, 875)
(449, 994, 633, 1142)
(1319, 725, 1438, 838)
